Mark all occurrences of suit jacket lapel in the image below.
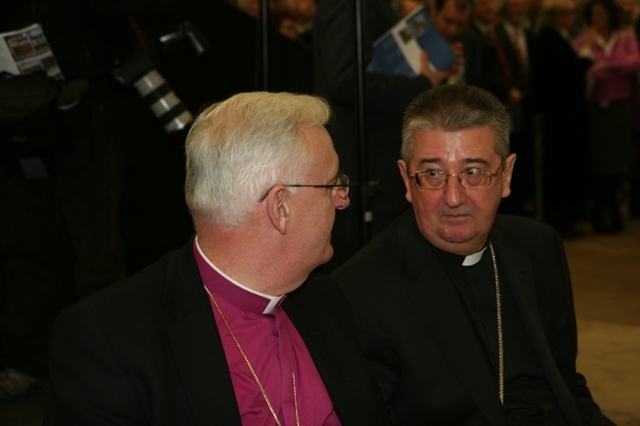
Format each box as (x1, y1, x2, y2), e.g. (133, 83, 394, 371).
(164, 242, 242, 426)
(491, 232, 583, 426)
(283, 297, 346, 410)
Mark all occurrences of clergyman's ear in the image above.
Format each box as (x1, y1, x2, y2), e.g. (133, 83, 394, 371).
(266, 185, 291, 234)
(501, 153, 517, 199)
(398, 159, 413, 204)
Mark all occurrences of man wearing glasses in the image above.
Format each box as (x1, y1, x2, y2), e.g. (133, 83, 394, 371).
(46, 92, 389, 425)
(333, 85, 613, 425)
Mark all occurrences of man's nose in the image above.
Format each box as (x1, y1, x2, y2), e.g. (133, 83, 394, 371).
(442, 176, 466, 206)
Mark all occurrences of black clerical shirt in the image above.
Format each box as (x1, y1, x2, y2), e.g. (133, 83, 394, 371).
(432, 243, 569, 425)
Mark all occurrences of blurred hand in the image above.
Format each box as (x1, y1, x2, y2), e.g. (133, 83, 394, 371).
(508, 87, 523, 106)
(448, 42, 464, 74)
(591, 59, 609, 71)
(419, 43, 464, 87)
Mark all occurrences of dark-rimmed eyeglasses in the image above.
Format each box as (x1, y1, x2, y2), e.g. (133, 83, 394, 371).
(258, 173, 351, 202)
(408, 167, 500, 190)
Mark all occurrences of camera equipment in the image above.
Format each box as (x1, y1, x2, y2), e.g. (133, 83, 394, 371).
(112, 50, 193, 133)
(113, 20, 209, 133)
(159, 21, 209, 56)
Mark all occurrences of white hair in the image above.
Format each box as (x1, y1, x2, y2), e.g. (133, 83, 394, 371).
(185, 91, 331, 226)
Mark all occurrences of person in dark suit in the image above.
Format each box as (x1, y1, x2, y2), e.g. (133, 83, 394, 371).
(468, 0, 514, 103)
(533, 0, 592, 238)
(313, 0, 499, 271)
(45, 92, 389, 425)
(494, 0, 539, 217)
(0, 0, 143, 401)
(313, 0, 464, 271)
(431, 0, 503, 93)
(332, 85, 614, 425)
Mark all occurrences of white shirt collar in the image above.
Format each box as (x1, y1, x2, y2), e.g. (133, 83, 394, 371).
(195, 236, 283, 314)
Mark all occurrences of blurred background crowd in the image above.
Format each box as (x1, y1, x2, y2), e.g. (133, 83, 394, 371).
(1, 0, 640, 406)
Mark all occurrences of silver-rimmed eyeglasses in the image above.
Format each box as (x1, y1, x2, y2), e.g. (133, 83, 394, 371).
(258, 173, 351, 202)
(409, 167, 500, 190)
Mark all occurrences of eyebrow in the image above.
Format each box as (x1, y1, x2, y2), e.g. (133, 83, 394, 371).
(415, 157, 492, 167)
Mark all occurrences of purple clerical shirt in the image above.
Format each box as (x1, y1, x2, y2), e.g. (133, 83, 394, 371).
(194, 239, 341, 425)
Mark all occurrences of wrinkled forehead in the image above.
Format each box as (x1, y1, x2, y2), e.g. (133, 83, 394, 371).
(409, 127, 502, 164)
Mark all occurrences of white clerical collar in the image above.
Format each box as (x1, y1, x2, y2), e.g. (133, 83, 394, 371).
(195, 236, 283, 314)
(462, 247, 488, 266)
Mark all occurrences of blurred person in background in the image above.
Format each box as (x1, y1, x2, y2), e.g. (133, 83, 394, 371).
(494, 0, 539, 218)
(573, 0, 640, 233)
(617, 0, 640, 219)
(312, 0, 463, 270)
(534, 0, 593, 238)
(0, 0, 146, 401)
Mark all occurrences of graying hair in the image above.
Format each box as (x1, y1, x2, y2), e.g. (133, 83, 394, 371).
(401, 85, 510, 163)
(185, 91, 332, 226)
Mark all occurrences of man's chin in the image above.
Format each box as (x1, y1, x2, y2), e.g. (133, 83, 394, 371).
(439, 229, 489, 254)
(439, 226, 478, 247)
(313, 244, 334, 267)
(322, 245, 334, 264)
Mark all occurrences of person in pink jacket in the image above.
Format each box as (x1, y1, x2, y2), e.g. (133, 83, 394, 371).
(573, 0, 640, 233)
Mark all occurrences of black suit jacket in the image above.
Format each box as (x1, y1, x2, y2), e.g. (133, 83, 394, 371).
(532, 25, 592, 220)
(467, 24, 512, 103)
(313, 0, 431, 256)
(533, 25, 591, 116)
(459, 27, 510, 101)
(45, 240, 388, 425)
(333, 211, 614, 425)
(495, 23, 537, 95)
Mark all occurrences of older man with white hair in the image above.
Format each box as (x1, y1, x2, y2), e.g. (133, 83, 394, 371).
(45, 91, 389, 426)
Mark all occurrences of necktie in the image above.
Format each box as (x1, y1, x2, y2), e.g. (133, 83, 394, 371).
(486, 29, 515, 87)
(511, 29, 527, 68)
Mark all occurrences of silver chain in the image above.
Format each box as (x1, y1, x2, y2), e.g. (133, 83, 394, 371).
(204, 286, 300, 425)
(488, 242, 504, 405)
